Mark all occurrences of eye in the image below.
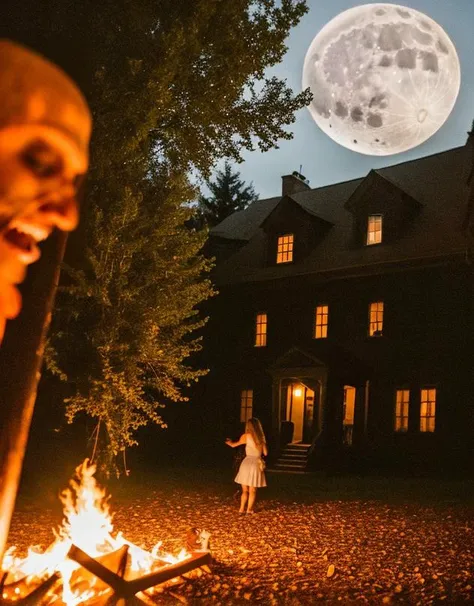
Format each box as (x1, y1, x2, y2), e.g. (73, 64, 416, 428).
(22, 140, 63, 178)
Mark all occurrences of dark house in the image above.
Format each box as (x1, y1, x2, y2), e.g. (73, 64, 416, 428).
(201, 137, 474, 473)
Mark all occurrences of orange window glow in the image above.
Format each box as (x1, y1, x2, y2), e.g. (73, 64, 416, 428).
(277, 234, 294, 264)
(369, 301, 384, 336)
(395, 389, 409, 432)
(420, 388, 436, 432)
(367, 214, 383, 245)
(314, 305, 329, 339)
(255, 313, 267, 347)
(240, 389, 253, 423)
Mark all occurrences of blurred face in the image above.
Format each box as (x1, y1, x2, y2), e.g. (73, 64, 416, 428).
(0, 127, 86, 341)
(0, 40, 91, 343)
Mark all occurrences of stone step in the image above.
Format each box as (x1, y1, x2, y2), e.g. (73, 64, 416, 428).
(284, 444, 311, 452)
(272, 443, 311, 473)
(279, 458, 307, 465)
(267, 468, 309, 475)
(274, 462, 307, 470)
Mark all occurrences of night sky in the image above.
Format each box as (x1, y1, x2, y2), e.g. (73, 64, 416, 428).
(236, 0, 474, 198)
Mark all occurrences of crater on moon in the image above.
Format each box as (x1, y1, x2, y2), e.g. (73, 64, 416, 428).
(302, 3, 461, 156)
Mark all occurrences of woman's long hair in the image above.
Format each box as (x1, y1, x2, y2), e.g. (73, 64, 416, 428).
(246, 418, 266, 448)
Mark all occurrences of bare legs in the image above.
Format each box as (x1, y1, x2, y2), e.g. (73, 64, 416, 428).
(247, 487, 257, 513)
(239, 485, 257, 513)
(239, 485, 249, 513)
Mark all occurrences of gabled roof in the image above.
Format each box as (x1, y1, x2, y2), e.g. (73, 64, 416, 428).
(344, 169, 420, 212)
(269, 345, 371, 381)
(270, 347, 326, 371)
(211, 145, 471, 285)
(210, 196, 280, 241)
(259, 195, 334, 230)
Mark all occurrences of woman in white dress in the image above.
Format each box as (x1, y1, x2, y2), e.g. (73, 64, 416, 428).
(225, 418, 268, 514)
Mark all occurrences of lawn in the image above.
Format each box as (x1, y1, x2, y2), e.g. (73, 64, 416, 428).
(6, 464, 474, 604)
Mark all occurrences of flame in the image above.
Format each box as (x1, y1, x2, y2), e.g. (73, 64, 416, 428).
(1, 460, 190, 604)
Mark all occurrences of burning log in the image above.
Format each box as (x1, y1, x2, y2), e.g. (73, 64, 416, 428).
(67, 545, 128, 596)
(1, 461, 212, 605)
(68, 544, 130, 595)
(1, 571, 61, 604)
(68, 544, 212, 598)
(1, 544, 211, 605)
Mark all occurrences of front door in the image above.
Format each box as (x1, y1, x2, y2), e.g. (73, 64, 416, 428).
(343, 385, 356, 446)
(285, 382, 315, 443)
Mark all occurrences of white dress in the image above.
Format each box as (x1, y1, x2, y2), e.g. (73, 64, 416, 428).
(234, 434, 267, 488)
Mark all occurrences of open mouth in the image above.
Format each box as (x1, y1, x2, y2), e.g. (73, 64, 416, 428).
(4, 228, 35, 251)
(2, 223, 49, 265)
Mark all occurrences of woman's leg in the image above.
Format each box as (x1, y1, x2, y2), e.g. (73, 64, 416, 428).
(247, 487, 257, 512)
(239, 485, 249, 513)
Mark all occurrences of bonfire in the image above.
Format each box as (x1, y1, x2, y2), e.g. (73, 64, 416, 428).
(1, 460, 211, 605)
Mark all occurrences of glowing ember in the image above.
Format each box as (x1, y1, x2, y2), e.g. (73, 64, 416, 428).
(1, 460, 197, 604)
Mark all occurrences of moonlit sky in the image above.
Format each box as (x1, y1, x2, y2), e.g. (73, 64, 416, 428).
(233, 0, 474, 199)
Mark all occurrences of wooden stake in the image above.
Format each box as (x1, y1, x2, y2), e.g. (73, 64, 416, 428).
(68, 544, 212, 598)
(0, 232, 67, 565)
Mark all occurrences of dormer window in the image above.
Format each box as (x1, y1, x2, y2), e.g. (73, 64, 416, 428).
(367, 214, 383, 245)
(276, 234, 294, 264)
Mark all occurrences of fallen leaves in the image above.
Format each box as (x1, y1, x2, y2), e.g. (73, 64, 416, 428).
(6, 475, 474, 605)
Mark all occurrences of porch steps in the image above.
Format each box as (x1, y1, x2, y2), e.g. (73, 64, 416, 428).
(270, 443, 311, 473)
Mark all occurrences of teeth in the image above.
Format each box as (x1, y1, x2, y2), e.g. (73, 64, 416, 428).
(10, 222, 50, 242)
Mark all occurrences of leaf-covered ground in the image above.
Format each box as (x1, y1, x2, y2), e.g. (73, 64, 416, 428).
(7, 466, 474, 604)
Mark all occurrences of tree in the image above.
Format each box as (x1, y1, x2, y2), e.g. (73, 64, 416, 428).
(197, 162, 259, 227)
(2, 0, 311, 472)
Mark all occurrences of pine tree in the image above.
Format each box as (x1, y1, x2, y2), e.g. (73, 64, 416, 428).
(3, 0, 311, 471)
(198, 162, 259, 227)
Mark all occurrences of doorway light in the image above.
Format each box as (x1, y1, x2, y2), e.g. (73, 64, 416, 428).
(293, 388, 302, 397)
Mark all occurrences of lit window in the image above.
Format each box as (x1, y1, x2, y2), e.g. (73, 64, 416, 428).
(255, 313, 267, 347)
(420, 388, 436, 433)
(369, 301, 384, 336)
(314, 305, 329, 339)
(367, 214, 383, 245)
(240, 389, 253, 423)
(395, 389, 409, 432)
(277, 234, 294, 264)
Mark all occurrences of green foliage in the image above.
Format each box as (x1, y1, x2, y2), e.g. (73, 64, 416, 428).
(28, 0, 311, 471)
(197, 162, 259, 227)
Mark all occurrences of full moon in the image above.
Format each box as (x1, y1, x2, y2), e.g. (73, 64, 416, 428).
(302, 4, 461, 155)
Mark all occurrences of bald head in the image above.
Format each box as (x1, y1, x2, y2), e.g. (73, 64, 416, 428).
(0, 40, 92, 342)
(0, 40, 91, 163)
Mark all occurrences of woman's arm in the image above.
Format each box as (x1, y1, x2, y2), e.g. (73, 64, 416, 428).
(225, 433, 247, 448)
(262, 442, 268, 457)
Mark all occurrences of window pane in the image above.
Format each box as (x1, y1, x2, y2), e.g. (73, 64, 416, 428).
(255, 313, 267, 347)
(395, 389, 409, 432)
(314, 305, 329, 339)
(420, 387, 436, 433)
(277, 234, 294, 264)
(240, 389, 253, 423)
(367, 214, 383, 245)
(369, 301, 384, 336)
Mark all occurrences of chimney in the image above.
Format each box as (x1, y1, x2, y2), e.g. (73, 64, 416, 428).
(281, 171, 311, 197)
(463, 119, 474, 237)
(466, 119, 474, 186)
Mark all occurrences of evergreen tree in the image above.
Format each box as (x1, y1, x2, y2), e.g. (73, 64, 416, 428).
(198, 162, 259, 227)
(3, 0, 311, 471)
